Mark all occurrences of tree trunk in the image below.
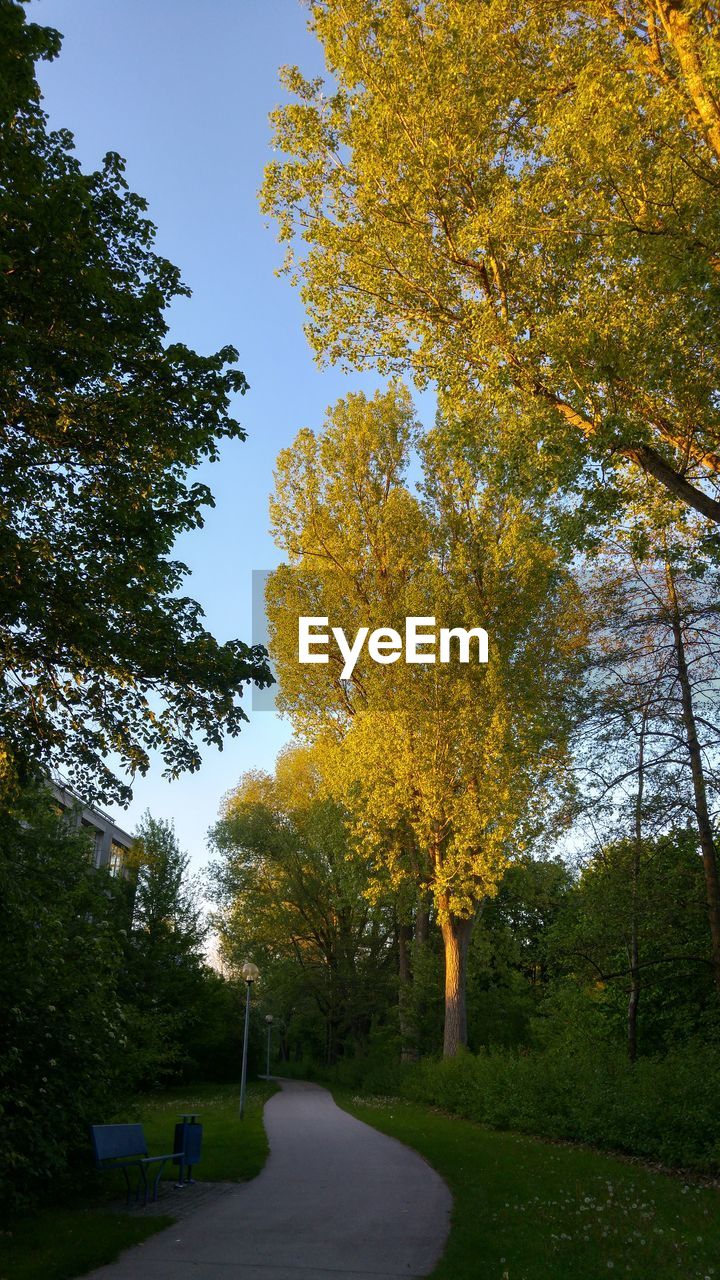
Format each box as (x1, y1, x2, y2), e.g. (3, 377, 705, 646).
(398, 919, 411, 985)
(628, 707, 647, 1063)
(415, 899, 430, 946)
(667, 564, 720, 995)
(653, 1, 720, 163)
(627, 922, 640, 1063)
(397, 920, 419, 1062)
(441, 911, 476, 1057)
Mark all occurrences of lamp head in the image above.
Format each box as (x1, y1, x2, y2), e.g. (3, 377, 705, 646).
(241, 961, 259, 985)
(265, 1013, 274, 1025)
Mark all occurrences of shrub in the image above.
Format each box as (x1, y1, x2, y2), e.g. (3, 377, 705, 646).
(333, 1041, 720, 1173)
(0, 788, 133, 1213)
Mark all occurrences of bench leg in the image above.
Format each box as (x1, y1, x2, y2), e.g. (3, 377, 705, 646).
(151, 1159, 168, 1203)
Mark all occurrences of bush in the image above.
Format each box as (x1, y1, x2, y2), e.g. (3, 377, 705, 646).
(0, 787, 134, 1214)
(422, 1043, 720, 1170)
(312, 1041, 720, 1173)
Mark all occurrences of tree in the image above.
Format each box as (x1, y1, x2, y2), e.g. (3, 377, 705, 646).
(130, 813, 206, 958)
(261, 0, 720, 526)
(209, 744, 397, 1065)
(577, 494, 720, 996)
(0, 780, 130, 1211)
(549, 831, 715, 1056)
(266, 386, 585, 1054)
(123, 813, 213, 1082)
(0, 2, 271, 805)
(466, 856, 573, 1050)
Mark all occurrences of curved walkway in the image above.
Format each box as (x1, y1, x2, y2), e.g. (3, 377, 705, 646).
(85, 1079, 452, 1280)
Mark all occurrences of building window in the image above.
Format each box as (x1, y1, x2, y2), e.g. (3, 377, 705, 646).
(109, 841, 126, 877)
(81, 819, 103, 867)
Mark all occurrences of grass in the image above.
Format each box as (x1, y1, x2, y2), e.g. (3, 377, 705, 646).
(136, 1079, 275, 1183)
(0, 1080, 274, 1280)
(336, 1091, 720, 1280)
(0, 1211, 171, 1280)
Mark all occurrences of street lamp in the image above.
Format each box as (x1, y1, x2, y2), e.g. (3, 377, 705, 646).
(239, 961, 259, 1119)
(264, 1014, 274, 1079)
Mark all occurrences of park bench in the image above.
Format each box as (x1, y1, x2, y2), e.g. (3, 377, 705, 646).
(91, 1123, 184, 1206)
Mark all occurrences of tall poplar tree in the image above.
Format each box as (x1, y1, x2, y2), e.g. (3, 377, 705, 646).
(266, 386, 584, 1054)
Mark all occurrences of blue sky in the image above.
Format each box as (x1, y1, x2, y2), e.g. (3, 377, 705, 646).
(27, 0, 436, 870)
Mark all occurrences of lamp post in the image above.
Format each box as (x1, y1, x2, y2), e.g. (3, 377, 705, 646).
(264, 1014, 274, 1079)
(239, 961, 259, 1119)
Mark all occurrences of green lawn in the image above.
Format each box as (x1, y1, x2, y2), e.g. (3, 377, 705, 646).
(137, 1079, 275, 1183)
(0, 1081, 274, 1280)
(0, 1211, 172, 1280)
(336, 1092, 720, 1280)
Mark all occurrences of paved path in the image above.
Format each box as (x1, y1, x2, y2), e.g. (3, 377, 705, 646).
(85, 1079, 452, 1280)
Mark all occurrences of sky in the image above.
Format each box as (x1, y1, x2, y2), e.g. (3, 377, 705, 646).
(27, 0, 434, 872)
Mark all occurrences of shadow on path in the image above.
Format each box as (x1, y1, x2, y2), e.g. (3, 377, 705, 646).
(83, 1078, 452, 1279)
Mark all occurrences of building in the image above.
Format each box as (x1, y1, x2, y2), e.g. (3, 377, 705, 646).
(50, 777, 133, 877)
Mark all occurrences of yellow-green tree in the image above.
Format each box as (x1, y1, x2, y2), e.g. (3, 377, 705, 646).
(261, 0, 720, 526)
(209, 743, 396, 1064)
(267, 386, 585, 1054)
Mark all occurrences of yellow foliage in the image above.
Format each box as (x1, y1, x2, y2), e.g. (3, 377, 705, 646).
(266, 388, 585, 921)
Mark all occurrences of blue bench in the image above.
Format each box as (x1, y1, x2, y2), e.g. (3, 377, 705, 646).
(91, 1123, 184, 1206)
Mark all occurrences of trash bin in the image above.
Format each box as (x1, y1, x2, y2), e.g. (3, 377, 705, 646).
(173, 1114, 203, 1186)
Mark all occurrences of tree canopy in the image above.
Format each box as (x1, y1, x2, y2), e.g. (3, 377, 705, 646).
(0, 1, 271, 804)
(261, 0, 720, 526)
(210, 742, 396, 1065)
